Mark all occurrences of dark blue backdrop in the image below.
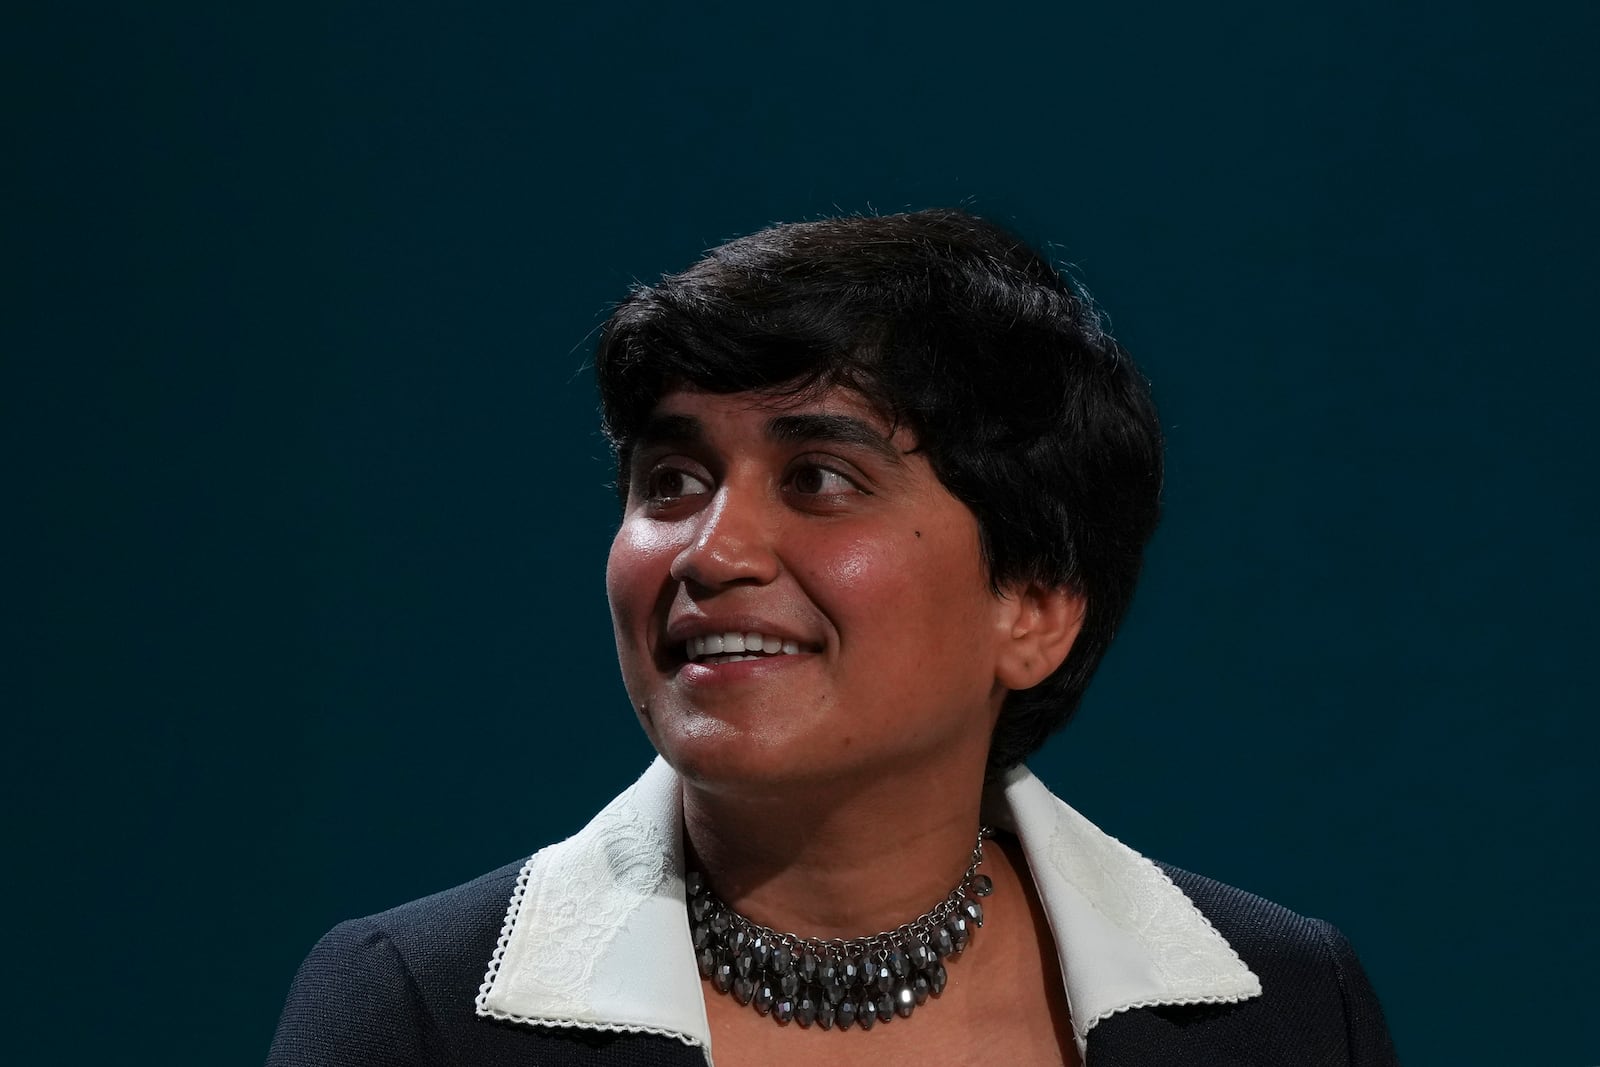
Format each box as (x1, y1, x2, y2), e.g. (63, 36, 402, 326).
(10, 3, 1596, 1064)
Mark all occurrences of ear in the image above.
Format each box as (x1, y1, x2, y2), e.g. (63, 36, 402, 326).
(993, 581, 1086, 692)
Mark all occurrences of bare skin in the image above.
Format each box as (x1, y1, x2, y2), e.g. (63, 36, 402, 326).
(698, 834, 1079, 1067)
(605, 387, 1087, 1065)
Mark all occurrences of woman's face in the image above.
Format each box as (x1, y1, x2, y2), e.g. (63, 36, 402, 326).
(605, 384, 1020, 791)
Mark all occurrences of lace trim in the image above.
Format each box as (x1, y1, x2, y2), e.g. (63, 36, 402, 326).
(474, 1006, 705, 1048)
(476, 759, 1262, 1054)
(474, 852, 537, 1017)
(1084, 990, 1260, 1034)
(475, 771, 695, 1041)
(1031, 787, 1261, 1043)
(1049, 821, 1259, 991)
(1137, 853, 1259, 989)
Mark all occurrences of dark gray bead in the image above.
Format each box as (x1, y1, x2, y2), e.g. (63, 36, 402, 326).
(816, 998, 835, 1030)
(839, 958, 860, 985)
(754, 983, 775, 1016)
(685, 870, 704, 897)
(913, 974, 930, 1005)
(710, 911, 732, 934)
(773, 995, 794, 1024)
(910, 941, 935, 970)
(821, 971, 844, 1004)
(690, 895, 713, 922)
(800, 949, 819, 980)
(929, 961, 947, 995)
(948, 915, 970, 953)
(795, 990, 817, 1028)
(779, 972, 799, 997)
(856, 1004, 876, 1031)
(732, 975, 755, 1004)
(875, 994, 895, 1023)
(734, 953, 755, 979)
(873, 962, 894, 992)
(963, 899, 984, 928)
(714, 961, 734, 994)
(691, 922, 710, 950)
(730, 929, 750, 953)
(696, 947, 716, 978)
(895, 981, 916, 1018)
(771, 944, 792, 974)
(887, 947, 909, 977)
(971, 873, 993, 897)
(751, 938, 772, 969)
(933, 926, 955, 957)
(836, 999, 856, 1029)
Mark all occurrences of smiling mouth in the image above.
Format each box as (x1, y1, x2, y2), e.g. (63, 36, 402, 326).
(682, 631, 808, 665)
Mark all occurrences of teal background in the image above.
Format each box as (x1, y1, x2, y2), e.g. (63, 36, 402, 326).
(10, 3, 1596, 1064)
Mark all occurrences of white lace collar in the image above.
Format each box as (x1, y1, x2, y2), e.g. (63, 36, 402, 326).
(476, 758, 1261, 1063)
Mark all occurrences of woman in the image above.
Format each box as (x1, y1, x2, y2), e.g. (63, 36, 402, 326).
(269, 209, 1397, 1065)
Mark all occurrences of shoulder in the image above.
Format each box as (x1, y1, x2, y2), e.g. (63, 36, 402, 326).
(268, 860, 705, 1067)
(1158, 863, 1342, 967)
(358, 858, 526, 970)
(1158, 863, 1388, 1008)
(317, 858, 526, 1003)
(267, 860, 525, 1066)
(1089, 862, 1399, 1066)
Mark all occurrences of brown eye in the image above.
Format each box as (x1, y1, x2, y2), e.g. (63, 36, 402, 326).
(788, 464, 856, 496)
(644, 467, 712, 502)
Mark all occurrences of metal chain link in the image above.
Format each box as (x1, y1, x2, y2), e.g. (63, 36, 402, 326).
(699, 826, 991, 959)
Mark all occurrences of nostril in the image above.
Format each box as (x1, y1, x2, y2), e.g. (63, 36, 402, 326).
(665, 496, 781, 589)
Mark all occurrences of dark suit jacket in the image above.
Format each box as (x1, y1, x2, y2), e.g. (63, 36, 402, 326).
(267, 860, 1397, 1066)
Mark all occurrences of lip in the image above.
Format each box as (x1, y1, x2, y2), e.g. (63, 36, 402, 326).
(675, 653, 813, 687)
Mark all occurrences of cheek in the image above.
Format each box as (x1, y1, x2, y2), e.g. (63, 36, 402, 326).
(605, 521, 677, 632)
(817, 524, 995, 653)
(812, 531, 975, 619)
(816, 539, 873, 587)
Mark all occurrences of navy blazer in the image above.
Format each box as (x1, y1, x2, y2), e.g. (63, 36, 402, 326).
(268, 860, 1397, 1066)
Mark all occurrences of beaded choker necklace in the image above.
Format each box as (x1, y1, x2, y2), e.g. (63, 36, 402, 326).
(687, 828, 993, 1030)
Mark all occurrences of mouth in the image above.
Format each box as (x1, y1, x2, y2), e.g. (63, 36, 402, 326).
(679, 630, 813, 666)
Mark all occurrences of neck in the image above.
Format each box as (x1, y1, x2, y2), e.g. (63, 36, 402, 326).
(680, 749, 991, 939)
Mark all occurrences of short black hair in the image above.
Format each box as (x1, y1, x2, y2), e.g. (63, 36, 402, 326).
(595, 208, 1163, 773)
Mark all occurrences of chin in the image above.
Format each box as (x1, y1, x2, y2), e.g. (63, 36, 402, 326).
(645, 716, 855, 799)
(652, 727, 795, 791)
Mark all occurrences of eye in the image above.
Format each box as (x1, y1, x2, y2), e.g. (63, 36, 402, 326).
(786, 463, 861, 497)
(642, 465, 713, 504)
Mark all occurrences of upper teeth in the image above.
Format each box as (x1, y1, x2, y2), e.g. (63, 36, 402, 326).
(686, 632, 802, 660)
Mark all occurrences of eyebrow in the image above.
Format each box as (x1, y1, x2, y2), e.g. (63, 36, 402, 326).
(629, 411, 905, 465)
(765, 413, 906, 464)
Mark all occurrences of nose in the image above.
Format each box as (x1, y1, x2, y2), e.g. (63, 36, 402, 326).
(669, 485, 781, 590)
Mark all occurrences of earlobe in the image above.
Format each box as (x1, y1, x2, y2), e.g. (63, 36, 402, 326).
(994, 583, 1086, 691)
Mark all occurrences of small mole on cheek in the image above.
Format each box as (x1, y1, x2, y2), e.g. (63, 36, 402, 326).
(914, 530, 922, 538)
